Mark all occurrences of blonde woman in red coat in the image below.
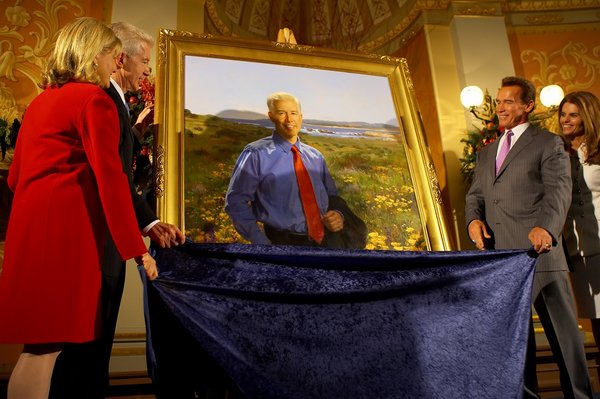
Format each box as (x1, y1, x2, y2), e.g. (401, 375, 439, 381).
(0, 17, 157, 398)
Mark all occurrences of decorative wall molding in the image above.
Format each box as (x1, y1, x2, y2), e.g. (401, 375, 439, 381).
(223, 0, 243, 24)
(204, 0, 600, 54)
(521, 41, 600, 92)
(503, 0, 600, 12)
(509, 21, 600, 35)
(453, 5, 499, 16)
(525, 14, 564, 24)
(359, 1, 440, 52)
(248, 0, 270, 36)
(368, 0, 393, 25)
(311, 0, 332, 41)
(206, 0, 234, 37)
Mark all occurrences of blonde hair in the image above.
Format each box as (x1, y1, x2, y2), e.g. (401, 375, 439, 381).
(267, 92, 302, 113)
(41, 17, 121, 88)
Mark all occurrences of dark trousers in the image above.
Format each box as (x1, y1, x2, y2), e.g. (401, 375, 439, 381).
(523, 271, 593, 399)
(264, 224, 319, 246)
(50, 239, 125, 399)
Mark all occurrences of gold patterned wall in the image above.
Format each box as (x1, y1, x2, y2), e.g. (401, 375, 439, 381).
(0, 0, 106, 122)
(510, 28, 600, 94)
(507, 23, 600, 132)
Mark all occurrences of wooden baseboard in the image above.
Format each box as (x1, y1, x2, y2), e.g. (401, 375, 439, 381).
(107, 371, 154, 397)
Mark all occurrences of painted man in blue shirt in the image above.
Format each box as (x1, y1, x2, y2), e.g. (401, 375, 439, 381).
(225, 92, 344, 245)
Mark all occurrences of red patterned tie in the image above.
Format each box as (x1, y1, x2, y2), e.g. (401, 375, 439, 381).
(291, 146, 324, 244)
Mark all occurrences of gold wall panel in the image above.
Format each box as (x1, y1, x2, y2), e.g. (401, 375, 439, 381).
(0, 0, 105, 122)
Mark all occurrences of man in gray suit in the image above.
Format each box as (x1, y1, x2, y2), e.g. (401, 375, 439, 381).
(465, 76, 593, 398)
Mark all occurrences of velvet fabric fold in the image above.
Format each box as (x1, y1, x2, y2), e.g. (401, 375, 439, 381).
(144, 243, 536, 399)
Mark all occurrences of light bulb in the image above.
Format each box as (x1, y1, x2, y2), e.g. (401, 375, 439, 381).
(460, 86, 484, 108)
(539, 85, 564, 107)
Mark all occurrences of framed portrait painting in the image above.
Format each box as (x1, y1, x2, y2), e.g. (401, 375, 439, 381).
(154, 30, 452, 251)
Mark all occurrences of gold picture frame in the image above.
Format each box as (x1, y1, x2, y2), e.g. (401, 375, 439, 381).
(154, 29, 452, 251)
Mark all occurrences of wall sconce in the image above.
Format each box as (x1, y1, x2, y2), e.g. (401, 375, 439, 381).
(460, 86, 495, 124)
(460, 85, 484, 108)
(539, 84, 564, 108)
(460, 84, 565, 125)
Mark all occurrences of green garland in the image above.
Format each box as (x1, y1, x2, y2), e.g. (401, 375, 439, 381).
(459, 114, 500, 182)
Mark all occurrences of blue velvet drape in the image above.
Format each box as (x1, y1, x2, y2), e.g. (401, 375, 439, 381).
(143, 243, 537, 399)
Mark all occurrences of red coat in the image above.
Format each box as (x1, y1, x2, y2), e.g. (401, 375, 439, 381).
(0, 82, 148, 344)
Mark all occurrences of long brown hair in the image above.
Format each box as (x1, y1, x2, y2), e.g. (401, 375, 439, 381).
(559, 91, 600, 165)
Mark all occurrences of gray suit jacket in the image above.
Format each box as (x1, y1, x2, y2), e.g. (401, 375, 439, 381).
(465, 124, 571, 272)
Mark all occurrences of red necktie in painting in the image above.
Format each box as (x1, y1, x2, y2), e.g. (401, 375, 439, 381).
(495, 130, 514, 175)
(291, 145, 324, 244)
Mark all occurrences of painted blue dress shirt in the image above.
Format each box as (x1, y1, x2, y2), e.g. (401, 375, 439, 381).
(225, 132, 337, 244)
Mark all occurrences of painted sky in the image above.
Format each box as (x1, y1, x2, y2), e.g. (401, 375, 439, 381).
(184, 56, 398, 125)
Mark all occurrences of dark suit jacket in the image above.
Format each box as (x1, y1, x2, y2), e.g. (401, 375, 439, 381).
(465, 124, 571, 272)
(324, 195, 367, 249)
(103, 83, 157, 275)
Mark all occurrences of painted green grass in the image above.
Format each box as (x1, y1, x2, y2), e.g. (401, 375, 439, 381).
(183, 113, 425, 250)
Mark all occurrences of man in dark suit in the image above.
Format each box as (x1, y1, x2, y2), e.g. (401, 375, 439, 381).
(465, 76, 593, 398)
(50, 22, 185, 398)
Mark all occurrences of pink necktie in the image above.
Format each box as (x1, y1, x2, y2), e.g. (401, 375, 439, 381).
(496, 130, 514, 175)
(291, 146, 324, 244)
